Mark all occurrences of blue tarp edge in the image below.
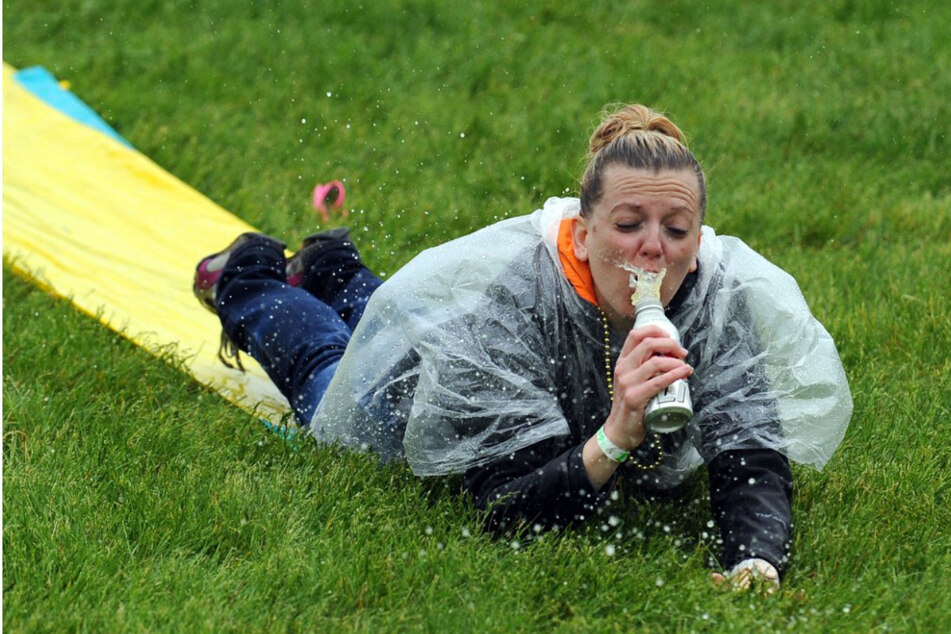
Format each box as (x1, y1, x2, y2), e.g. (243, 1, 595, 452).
(14, 66, 133, 147)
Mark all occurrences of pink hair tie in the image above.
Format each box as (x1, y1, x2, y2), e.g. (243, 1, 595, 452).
(312, 180, 348, 223)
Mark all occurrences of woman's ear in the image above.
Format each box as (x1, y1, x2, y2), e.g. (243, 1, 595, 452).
(571, 217, 589, 262)
(688, 231, 702, 273)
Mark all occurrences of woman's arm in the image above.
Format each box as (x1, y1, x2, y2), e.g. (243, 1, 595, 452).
(583, 323, 694, 489)
(708, 448, 793, 579)
(464, 439, 613, 534)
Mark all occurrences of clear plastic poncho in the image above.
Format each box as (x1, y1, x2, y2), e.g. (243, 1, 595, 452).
(311, 197, 852, 482)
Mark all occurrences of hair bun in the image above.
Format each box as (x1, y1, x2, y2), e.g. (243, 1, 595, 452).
(588, 104, 685, 155)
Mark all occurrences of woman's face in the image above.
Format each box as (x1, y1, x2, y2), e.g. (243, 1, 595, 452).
(572, 165, 703, 330)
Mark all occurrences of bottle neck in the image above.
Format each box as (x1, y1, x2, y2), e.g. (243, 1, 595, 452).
(633, 298, 680, 340)
(634, 298, 665, 322)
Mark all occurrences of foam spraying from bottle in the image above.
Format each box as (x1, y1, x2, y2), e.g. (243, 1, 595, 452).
(620, 263, 667, 306)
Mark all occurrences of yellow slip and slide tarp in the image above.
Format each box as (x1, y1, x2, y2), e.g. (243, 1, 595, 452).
(3, 62, 291, 424)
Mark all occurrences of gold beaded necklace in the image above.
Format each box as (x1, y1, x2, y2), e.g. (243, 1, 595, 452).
(599, 308, 665, 470)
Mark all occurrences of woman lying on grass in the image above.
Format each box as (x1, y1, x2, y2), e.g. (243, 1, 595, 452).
(193, 104, 852, 592)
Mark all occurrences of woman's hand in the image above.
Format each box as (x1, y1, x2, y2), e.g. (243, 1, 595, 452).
(582, 324, 693, 489)
(711, 558, 781, 595)
(604, 324, 692, 448)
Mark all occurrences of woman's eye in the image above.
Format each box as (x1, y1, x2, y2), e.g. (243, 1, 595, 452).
(616, 222, 641, 232)
(666, 227, 689, 238)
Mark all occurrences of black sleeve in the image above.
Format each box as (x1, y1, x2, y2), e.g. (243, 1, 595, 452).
(463, 439, 614, 534)
(708, 448, 793, 578)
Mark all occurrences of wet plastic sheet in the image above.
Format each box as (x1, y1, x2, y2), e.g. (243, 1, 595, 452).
(315, 197, 852, 480)
(2, 62, 290, 423)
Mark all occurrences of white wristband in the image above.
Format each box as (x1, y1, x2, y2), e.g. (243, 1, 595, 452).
(596, 426, 630, 463)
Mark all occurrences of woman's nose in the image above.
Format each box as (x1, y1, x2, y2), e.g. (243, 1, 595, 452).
(639, 224, 664, 259)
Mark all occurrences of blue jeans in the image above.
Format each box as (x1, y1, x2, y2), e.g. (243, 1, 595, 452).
(215, 240, 382, 426)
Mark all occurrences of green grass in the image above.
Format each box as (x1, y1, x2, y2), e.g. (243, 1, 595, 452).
(4, 0, 951, 630)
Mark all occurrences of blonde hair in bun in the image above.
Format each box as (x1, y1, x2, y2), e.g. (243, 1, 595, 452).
(580, 104, 706, 220)
(587, 104, 685, 154)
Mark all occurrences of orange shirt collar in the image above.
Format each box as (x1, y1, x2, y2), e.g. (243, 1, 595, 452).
(557, 217, 598, 306)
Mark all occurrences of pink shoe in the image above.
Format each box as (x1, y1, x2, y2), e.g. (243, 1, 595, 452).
(285, 227, 355, 288)
(193, 232, 286, 370)
(193, 232, 285, 314)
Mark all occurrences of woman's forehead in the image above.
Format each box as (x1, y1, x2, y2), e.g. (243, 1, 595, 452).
(598, 166, 702, 214)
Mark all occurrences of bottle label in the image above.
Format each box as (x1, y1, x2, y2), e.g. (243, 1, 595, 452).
(644, 379, 693, 433)
(654, 380, 690, 405)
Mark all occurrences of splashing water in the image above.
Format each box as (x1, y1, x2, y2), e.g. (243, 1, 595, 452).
(620, 263, 667, 306)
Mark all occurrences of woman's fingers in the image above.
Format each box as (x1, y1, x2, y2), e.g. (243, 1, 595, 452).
(619, 326, 688, 366)
(623, 353, 690, 382)
(618, 350, 691, 385)
(617, 361, 692, 407)
(619, 324, 672, 356)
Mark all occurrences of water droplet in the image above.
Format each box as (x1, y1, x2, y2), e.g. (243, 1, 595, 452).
(605, 544, 616, 556)
(655, 577, 665, 587)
